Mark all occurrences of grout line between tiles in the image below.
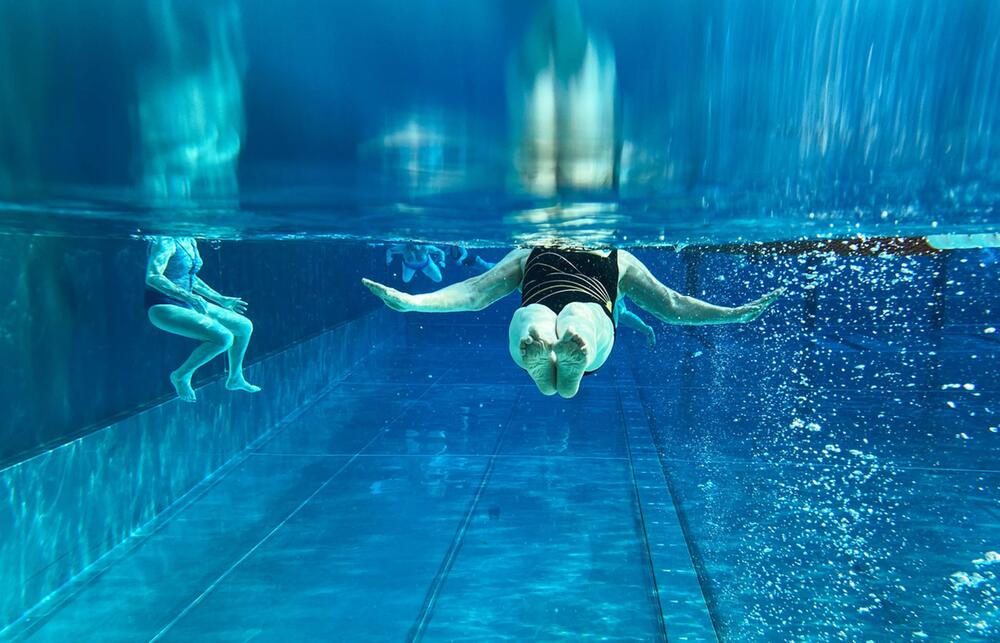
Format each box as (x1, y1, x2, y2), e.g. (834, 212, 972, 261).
(148, 366, 457, 642)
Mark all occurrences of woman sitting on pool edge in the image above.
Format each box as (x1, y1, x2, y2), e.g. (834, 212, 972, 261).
(145, 236, 260, 402)
(363, 246, 784, 399)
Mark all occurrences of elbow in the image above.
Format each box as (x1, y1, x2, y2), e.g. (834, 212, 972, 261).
(145, 273, 157, 288)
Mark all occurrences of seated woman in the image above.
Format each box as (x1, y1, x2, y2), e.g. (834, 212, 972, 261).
(145, 236, 260, 402)
(385, 243, 446, 283)
(363, 246, 783, 398)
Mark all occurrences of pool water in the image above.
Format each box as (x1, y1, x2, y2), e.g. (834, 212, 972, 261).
(2, 0, 1000, 641)
(2, 245, 997, 641)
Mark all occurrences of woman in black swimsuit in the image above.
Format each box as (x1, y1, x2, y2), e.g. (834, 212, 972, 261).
(362, 246, 784, 399)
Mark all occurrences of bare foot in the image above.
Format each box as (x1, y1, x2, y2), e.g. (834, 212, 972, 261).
(519, 329, 556, 396)
(554, 328, 590, 398)
(226, 375, 262, 393)
(170, 370, 197, 403)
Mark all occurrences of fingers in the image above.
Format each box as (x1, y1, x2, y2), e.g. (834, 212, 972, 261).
(362, 278, 395, 298)
(362, 278, 388, 296)
(754, 287, 786, 308)
(361, 278, 407, 311)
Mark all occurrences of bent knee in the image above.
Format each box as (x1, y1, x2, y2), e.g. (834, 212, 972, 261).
(234, 316, 253, 337)
(211, 328, 235, 349)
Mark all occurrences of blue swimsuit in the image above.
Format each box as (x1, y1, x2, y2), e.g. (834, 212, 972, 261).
(144, 238, 203, 311)
(403, 257, 430, 271)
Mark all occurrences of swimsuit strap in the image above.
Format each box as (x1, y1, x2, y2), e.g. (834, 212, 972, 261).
(520, 248, 619, 321)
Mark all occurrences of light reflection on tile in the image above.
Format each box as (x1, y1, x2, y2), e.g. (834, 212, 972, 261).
(158, 456, 490, 641)
(1, 311, 401, 632)
(22, 455, 347, 642)
(422, 457, 662, 641)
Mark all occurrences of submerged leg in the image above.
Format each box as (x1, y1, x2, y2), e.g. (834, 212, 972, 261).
(474, 257, 496, 273)
(422, 262, 443, 283)
(148, 305, 234, 402)
(205, 302, 260, 393)
(554, 301, 614, 398)
(402, 266, 416, 283)
(508, 303, 559, 396)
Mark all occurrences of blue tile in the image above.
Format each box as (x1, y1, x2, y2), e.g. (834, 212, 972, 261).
(501, 387, 627, 458)
(18, 455, 347, 642)
(156, 456, 490, 641)
(421, 456, 662, 641)
(0, 311, 398, 631)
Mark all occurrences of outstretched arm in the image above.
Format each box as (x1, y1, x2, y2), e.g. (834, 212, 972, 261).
(363, 248, 528, 313)
(385, 245, 403, 264)
(618, 250, 784, 325)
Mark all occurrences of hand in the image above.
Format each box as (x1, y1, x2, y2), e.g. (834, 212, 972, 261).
(362, 278, 414, 312)
(220, 295, 249, 314)
(185, 294, 209, 315)
(735, 286, 786, 322)
(385, 249, 394, 265)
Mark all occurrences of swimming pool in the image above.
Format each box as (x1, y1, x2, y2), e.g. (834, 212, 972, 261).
(2, 1, 999, 641)
(2, 244, 996, 641)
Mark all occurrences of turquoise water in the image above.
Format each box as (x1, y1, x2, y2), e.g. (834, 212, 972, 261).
(1, 1, 999, 641)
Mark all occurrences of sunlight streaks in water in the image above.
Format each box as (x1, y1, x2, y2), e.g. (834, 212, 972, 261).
(0, 1, 997, 242)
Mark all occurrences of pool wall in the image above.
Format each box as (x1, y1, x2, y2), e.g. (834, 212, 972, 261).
(0, 235, 384, 467)
(0, 307, 401, 632)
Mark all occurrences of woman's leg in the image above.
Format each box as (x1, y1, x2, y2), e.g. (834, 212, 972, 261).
(422, 262, 443, 283)
(204, 302, 260, 392)
(474, 257, 496, 273)
(148, 305, 234, 402)
(553, 301, 615, 398)
(508, 303, 559, 395)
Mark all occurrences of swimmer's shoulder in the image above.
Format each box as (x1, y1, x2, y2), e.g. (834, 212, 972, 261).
(148, 236, 178, 253)
(615, 249, 640, 282)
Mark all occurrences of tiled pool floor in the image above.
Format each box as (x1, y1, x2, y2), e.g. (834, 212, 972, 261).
(16, 340, 697, 641)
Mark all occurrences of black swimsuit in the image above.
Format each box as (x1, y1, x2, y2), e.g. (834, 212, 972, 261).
(520, 247, 619, 325)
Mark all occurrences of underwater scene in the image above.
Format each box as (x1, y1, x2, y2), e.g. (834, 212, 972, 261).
(1, 1, 998, 641)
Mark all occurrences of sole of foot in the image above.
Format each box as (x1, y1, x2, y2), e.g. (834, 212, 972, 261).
(520, 329, 557, 396)
(554, 328, 589, 399)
